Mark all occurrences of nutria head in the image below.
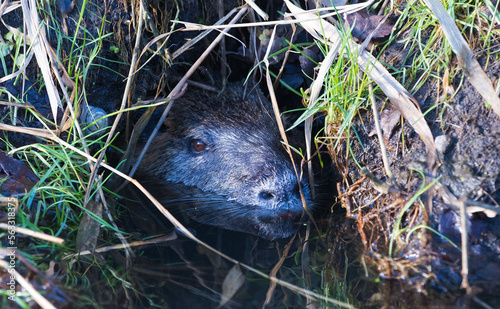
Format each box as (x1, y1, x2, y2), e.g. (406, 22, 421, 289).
(142, 84, 312, 240)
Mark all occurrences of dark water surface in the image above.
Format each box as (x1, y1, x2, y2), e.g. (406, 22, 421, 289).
(115, 171, 359, 309)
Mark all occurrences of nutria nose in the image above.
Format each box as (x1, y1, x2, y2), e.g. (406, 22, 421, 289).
(257, 183, 301, 204)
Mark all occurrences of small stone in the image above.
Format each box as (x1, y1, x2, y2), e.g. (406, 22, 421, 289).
(435, 135, 452, 154)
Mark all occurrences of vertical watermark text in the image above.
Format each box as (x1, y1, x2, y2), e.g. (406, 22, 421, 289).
(1, 197, 18, 302)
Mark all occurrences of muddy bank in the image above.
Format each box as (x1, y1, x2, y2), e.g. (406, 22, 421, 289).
(327, 21, 500, 309)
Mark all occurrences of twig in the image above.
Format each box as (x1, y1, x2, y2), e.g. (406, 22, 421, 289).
(377, 0, 390, 15)
(368, 83, 395, 184)
(472, 296, 494, 309)
(273, 23, 296, 90)
(0, 123, 55, 139)
(360, 167, 399, 195)
(263, 233, 296, 308)
(459, 200, 471, 294)
(171, 7, 238, 60)
(0, 224, 64, 245)
(63, 234, 177, 259)
(466, 199, 500, 217)
(245, 0, 268, 20)
(218, 0, 227, 86)
(0, 47, 34, 84)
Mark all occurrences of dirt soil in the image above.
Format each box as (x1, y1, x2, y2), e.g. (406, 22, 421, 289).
(327, 29, 500, 309)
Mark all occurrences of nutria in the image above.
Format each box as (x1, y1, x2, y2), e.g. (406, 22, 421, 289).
(141, 83, 312, 240)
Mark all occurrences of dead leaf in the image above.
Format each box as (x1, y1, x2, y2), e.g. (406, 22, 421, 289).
(76, 198, 103, 253)
(219, 264, 245, 308)
(343, 9, 393, 41)
(369, 106, 401, 139)
(0, 152, 39, 196)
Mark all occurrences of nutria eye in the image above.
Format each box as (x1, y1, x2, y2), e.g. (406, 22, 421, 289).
(192, 139, 207, 152)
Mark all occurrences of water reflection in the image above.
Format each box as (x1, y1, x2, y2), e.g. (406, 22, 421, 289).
(120, 182, 335, 308)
